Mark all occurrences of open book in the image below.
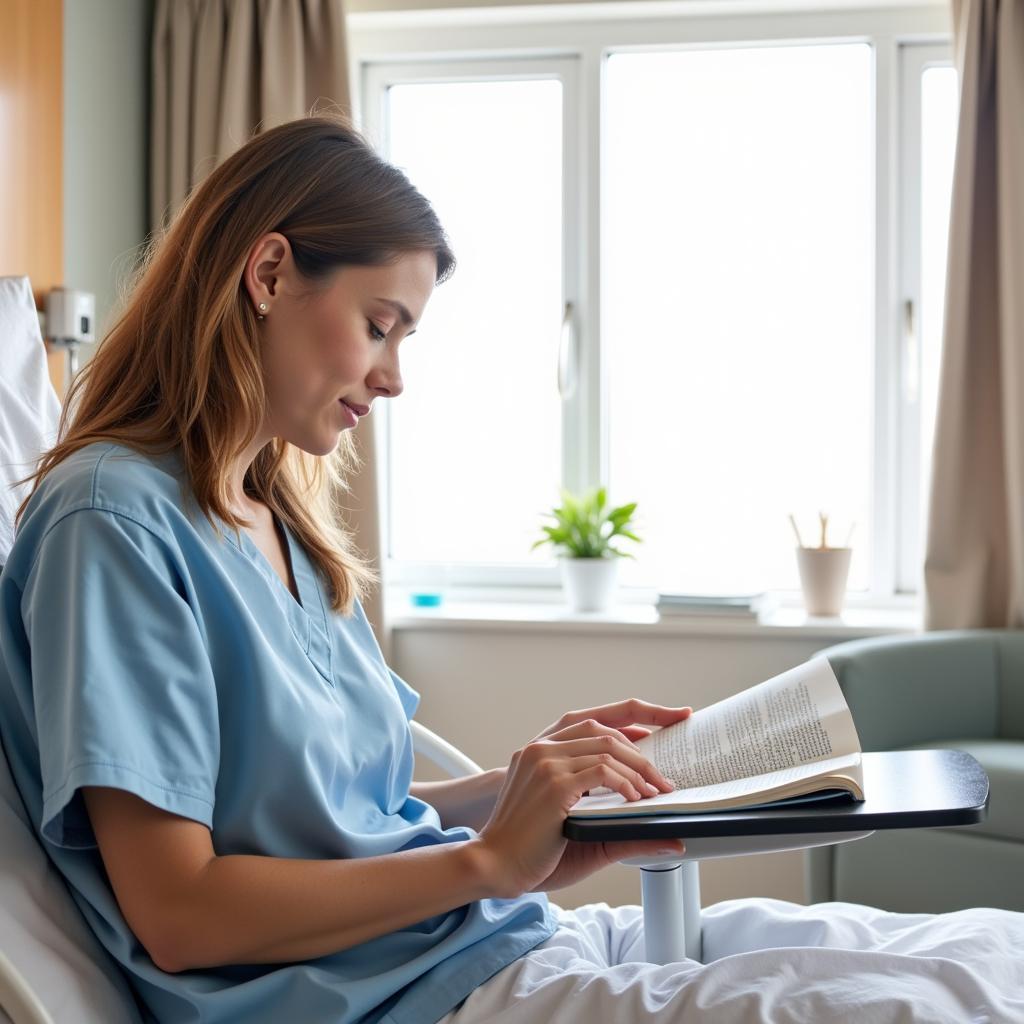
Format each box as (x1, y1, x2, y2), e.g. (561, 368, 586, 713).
(568, 658, 864, 818)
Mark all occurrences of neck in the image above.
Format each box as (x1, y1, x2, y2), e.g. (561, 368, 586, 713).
(227, 430, 273, 519)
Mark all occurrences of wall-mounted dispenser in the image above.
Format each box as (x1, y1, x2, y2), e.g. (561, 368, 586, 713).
(43, 287, 96, 383)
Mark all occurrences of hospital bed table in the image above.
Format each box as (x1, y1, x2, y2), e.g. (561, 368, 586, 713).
(564, 748, 990, 965)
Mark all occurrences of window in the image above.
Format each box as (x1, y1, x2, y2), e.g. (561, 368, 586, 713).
(604, 43, 873, 594)
(353, 5, 957, 602)
(370, 69, 571, 565)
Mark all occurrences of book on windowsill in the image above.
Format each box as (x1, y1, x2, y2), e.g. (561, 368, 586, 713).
(655, 592, 777, 620)
(567, 658, 864, 818)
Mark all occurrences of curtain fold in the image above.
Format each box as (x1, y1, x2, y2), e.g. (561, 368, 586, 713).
(924, 0, 1024, 629)
(150, 0, 388, 648)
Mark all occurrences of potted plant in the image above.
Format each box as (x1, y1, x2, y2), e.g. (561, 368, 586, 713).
(532, 487, 641, 612)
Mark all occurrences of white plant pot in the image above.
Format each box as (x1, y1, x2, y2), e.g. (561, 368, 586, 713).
(559, 557, 619, 613)
(795, 546, 853, 616)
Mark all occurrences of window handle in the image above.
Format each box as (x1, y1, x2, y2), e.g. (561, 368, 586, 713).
(904, 298, 919, 403)
(558, 301, 577, 400)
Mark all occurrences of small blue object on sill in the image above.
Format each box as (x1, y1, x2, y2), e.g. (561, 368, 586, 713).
(410, 592, 444, 608)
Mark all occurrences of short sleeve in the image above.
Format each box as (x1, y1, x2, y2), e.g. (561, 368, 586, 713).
(22, 508, 220, 849)
(388, 668, 421, 721)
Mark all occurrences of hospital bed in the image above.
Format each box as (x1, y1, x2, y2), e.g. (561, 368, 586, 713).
(0, 275, 1005, 1022)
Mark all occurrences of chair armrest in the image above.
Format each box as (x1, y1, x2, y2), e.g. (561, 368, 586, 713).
(821, 631, 1003, 750)
(410, 720, 484, 778)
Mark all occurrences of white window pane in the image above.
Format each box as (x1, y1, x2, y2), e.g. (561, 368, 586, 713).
(384, 79, 563, 563)
(919, 65, 958, 538)
(605, 44, 874, 594)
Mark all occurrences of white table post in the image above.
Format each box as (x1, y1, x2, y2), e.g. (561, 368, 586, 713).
(639, 861, 702, 964)
(628, 831, 874, 966)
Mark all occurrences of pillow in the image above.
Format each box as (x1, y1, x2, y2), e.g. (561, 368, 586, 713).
(0, 276, 61, 564)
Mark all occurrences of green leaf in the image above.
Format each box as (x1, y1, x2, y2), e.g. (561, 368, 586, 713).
(608, 502, 637, 524)
(532, 486, 642, 556)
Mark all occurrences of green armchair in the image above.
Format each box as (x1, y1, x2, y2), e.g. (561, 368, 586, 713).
(807, 630, 1024, 913)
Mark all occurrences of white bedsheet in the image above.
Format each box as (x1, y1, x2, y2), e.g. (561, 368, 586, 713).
(440, 898, 1024, 1023)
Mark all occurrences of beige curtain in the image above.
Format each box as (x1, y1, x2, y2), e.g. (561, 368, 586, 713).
(151, 0, 351, 226)
(924, 0, 1024, 629)
(151, 0, 388, 648)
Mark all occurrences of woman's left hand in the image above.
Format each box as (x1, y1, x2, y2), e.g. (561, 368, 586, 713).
(521, 699, 693, 891)
(530, 698, 692, 748)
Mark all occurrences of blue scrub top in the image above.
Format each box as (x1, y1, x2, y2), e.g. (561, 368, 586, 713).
(0, 442, 555, 1024)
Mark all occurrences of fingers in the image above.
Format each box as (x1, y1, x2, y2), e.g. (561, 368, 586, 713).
(607, 838, 686, 862)
(544, 735, 674, 793)
(617, 726, 653, 743)
(571, 756, 663, 801)
(573, 762, 660, 802)
(559, 699, 692, 731)
(547, 718, 662, 750)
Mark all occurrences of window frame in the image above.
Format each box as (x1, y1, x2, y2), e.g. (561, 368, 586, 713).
(896, 41, 956, 595)
(349, 1, 953, 605)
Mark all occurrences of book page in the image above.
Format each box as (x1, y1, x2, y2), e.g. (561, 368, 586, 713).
(636, 657, 861, 791)
(570, 752, 861, 815)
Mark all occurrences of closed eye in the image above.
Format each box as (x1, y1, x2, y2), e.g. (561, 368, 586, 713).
(368, 320, 387, 342)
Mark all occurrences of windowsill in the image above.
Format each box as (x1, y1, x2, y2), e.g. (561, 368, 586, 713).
(388, 598, 923, 639)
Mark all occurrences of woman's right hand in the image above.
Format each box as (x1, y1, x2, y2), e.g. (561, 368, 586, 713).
(474, 716, 685, 898)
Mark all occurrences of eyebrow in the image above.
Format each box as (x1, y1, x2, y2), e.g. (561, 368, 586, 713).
(374, 297, 417, 335)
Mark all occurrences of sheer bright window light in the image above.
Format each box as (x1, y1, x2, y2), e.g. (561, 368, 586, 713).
(605, 43, 874, 595)
(919, 65, 958, 547)
(384, 79, 564, 564)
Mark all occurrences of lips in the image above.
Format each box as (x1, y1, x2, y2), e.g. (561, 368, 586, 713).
(340, 399, 369, 417)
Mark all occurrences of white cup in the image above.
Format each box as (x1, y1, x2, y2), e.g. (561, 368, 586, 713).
(795, 547, 852, 616)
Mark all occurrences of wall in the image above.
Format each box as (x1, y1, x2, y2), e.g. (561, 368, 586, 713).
(63, 0, 152, 380)
(0, 0, 65, 390)
(0, 0, 150, 397)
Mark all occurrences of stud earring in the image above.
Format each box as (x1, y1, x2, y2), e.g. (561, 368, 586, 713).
(256, 302, 267, 321)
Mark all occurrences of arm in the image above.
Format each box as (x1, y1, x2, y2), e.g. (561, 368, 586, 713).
(82, 786, 504, 976)
(410, 766, 507, 832)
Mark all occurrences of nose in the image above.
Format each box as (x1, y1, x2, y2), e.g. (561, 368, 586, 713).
(369, 346, 404, 400)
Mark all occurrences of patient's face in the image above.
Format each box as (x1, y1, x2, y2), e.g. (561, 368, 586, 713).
(258, 250, 436, 456)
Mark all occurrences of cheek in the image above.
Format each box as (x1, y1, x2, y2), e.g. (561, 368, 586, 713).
(311, 311, 368, 379)
(262, 312, 323, 405)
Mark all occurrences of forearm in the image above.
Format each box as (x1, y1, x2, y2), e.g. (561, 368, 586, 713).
(159, 840, 500, 973)
(410, 766, 507, 832)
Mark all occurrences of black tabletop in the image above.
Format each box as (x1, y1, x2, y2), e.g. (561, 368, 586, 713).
(562, 749, 989, 843)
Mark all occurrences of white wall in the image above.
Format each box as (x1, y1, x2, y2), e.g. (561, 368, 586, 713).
(63, 0, 152, 349)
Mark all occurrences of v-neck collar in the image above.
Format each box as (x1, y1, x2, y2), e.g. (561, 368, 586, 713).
(224, 515, 334, 686)
(231, 514, 305, 611)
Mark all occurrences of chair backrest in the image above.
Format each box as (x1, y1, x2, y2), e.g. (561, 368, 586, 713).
(992, 631, 1024, 739)
(0, 276, 142, 1022)
(825, 629, 1024, 746)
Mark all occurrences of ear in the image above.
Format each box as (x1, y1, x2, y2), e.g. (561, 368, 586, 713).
(242, 232, 294, 314)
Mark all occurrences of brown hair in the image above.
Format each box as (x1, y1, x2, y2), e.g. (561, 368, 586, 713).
(18, 114, 455, 613)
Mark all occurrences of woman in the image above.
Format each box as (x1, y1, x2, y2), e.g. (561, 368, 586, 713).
(0, 116, 1021, 1024)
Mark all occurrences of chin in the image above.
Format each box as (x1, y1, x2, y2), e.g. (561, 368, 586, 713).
(285, 432, 343, 458)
